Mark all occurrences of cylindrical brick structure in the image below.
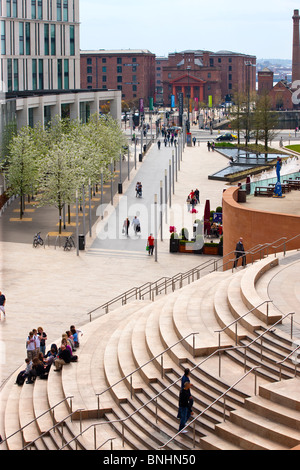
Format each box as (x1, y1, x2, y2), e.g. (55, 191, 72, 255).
(292, 9, 300, 83)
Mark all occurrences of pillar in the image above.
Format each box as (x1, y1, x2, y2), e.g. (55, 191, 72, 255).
(292, 9, 300, 83)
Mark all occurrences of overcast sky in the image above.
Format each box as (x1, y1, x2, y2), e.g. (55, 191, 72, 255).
(79, 0, 297, 60)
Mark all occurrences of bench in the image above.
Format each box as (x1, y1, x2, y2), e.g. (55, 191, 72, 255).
(254, 187, 274, 197)
(268, 183, 291, 194)
(283, 180, 300, 190)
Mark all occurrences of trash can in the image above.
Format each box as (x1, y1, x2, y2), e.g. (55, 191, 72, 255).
(139, 153, 143, 162)
(78, 234, 85, 251)
(118, 183, 123, 194)
(238, 189, 247, 203)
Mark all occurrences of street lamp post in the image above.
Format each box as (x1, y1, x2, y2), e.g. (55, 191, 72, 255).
(154, 193, 158, 262)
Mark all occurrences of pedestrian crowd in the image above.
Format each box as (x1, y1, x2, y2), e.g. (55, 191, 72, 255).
(16, 324, 83, 385)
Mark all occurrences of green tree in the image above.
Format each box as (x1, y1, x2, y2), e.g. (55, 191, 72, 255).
(253, 93, 279, 150)
(6, 127, 38, 219)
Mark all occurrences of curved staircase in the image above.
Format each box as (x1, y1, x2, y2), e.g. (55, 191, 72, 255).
(1, 250, 300, 451)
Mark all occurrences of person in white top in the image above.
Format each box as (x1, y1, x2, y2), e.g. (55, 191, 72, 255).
(132, 216, 141, 235)
(26, 331, 37, 361)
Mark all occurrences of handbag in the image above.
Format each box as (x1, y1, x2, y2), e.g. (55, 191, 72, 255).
(146, 245, 149, 251)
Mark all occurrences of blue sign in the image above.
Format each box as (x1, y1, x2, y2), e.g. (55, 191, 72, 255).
(171, 95, 175, 108)
(213, 212, 222, 223)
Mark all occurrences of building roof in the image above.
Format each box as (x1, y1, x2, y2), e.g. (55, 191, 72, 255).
(80, 49, 154, 55)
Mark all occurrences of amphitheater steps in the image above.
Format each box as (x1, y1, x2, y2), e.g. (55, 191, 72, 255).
(240, 256, 282, 325)
(172, 273, 233, 357)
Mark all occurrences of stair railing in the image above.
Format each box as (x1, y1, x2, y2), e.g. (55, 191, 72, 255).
(60, 312, 297, 450)
(86, 235, 299, 322)
(0, 396, 74, 449)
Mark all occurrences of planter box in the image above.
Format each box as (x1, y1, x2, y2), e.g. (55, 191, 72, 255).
(179, 242, 203, 254)
(203, 245, 220, 255)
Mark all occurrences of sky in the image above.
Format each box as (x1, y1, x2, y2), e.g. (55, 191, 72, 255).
(79, 0, 297, 61)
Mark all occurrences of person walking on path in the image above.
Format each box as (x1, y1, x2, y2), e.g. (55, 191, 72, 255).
(234, 237, 246, 268)
(147, 234, 155, 256)
(0, 291, 6, 320)
(123, 218, 130, 237)
(132, 216, 141, 236)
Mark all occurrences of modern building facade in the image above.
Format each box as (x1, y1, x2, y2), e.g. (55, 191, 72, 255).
(0, 0, 121, 139)
(80, 49, 156, 107)
(161, 50, 256, 107)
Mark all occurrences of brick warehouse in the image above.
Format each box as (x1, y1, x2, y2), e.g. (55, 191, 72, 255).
(162, 50, 256, 107)
(80, 49, 156, 106)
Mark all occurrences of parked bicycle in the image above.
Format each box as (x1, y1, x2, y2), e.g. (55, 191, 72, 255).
(64, 235, 75, 251)
(33, 232, 44, 248)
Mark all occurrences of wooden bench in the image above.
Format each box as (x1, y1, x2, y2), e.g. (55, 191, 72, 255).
(283, 180, 300, 190)
(254, 187, 274, 197)
(268, 183, 291, 194)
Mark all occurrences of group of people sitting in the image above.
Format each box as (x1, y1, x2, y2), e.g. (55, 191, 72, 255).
(186, 189, 200, 212)
(17, 325, 82, 385)
(206, 221, 223, 238)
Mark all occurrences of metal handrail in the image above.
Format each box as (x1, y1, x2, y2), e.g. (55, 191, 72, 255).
(0, 396, 74, 448)
(23, 408, 84, 450)
(61, 311, 296, 450)
(277, 344, 300, 380)
(159, 366, 263, 449)
(215, 300, 273, 346)
(95, 331, 199, 413)
(86, 237, 287, 322)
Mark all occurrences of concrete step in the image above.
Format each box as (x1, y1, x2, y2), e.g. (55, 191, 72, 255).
(229, 407, 300, 449)
(259, 377, 300, 411)
(240, 256, 282, 325)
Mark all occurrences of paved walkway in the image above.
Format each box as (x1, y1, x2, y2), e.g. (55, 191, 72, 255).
(0, 131, 228, 385)
(1, 129, 300, 386)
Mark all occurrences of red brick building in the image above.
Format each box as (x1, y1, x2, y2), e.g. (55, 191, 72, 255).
(161, 50, 256, 107)
(258, 68, 294, 110)
(80, 50, 156, 106)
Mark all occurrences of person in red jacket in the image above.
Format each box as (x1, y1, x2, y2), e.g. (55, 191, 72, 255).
(147, 234, 155, 256)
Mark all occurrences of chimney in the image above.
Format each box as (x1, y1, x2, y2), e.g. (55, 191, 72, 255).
(292, 9, 300, 83)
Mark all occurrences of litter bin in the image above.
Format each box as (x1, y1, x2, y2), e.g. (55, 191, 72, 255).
(118, 183, 123, 194)
(139, 153, 143, 162)
(238, 189, 247, 203)
(78, 234, 85, 251)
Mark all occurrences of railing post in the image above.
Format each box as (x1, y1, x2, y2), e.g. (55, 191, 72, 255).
(130, 375, 133, 399)
(161, 354, 164, 379)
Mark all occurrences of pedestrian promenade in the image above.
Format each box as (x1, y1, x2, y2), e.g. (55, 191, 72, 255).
(0, 131, 229, 386)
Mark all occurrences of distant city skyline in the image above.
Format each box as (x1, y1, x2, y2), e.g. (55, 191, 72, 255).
(79, 0, 296, 60)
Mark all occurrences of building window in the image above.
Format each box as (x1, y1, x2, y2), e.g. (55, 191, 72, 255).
(32, 58, 37, 90)
(87, 58, 92, 65)
(44, 23, 49, 55)
(117, 85, 122, 90)
(70, 25, 75, 55)
(57, 0, 61, 21)
(7, 58, 12, 91)
(38, 0, 43, 19)
(133, 85, 137, 91)
(229, 74, 232, 81)
(102, 75, 106, 82)
(132, 66, 136, 72)
(39, 59, 44, 89)
(31, 0, 36, 19)
(102, 58, 106, 63)
(132, 75, 136, 82)
(51, 24, 56, 55)
(132, 58, 136, 62)
(19, 22, 24, 55)
(117, 66, 122, 73)
(87, 76, 92, 83)
(25, 23, 31, 55)
(57, 58, 62, 89)
(63, 0, 68, 21)
(218, 58, 221, 63)
(87, 66, 92, 74)
(1, 21, 6, 55)
(117, 76, 122, 83)
(6, 0, 11, 17)
(12, 0, 17, 16)
(13, 58, 18, 90)
(102, 66, 106, 72)
(208, 73, 211, 78)
(64, 59, 69, 89)
(117, 58, 122, 64)
(168, 73, 171, 79)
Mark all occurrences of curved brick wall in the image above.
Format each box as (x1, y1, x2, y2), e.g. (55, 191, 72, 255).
(222, 187, 300, 269)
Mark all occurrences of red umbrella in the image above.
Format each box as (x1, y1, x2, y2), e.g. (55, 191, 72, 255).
(204, 200, 211, 235)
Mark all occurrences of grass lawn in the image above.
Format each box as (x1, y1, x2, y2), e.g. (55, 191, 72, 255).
(286, 145, 300, 153)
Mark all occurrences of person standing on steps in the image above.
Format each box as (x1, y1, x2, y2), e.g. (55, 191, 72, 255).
(178, 381, 192, 433)
(234, 237, 246, 268)
(0, 291, 6, 320)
